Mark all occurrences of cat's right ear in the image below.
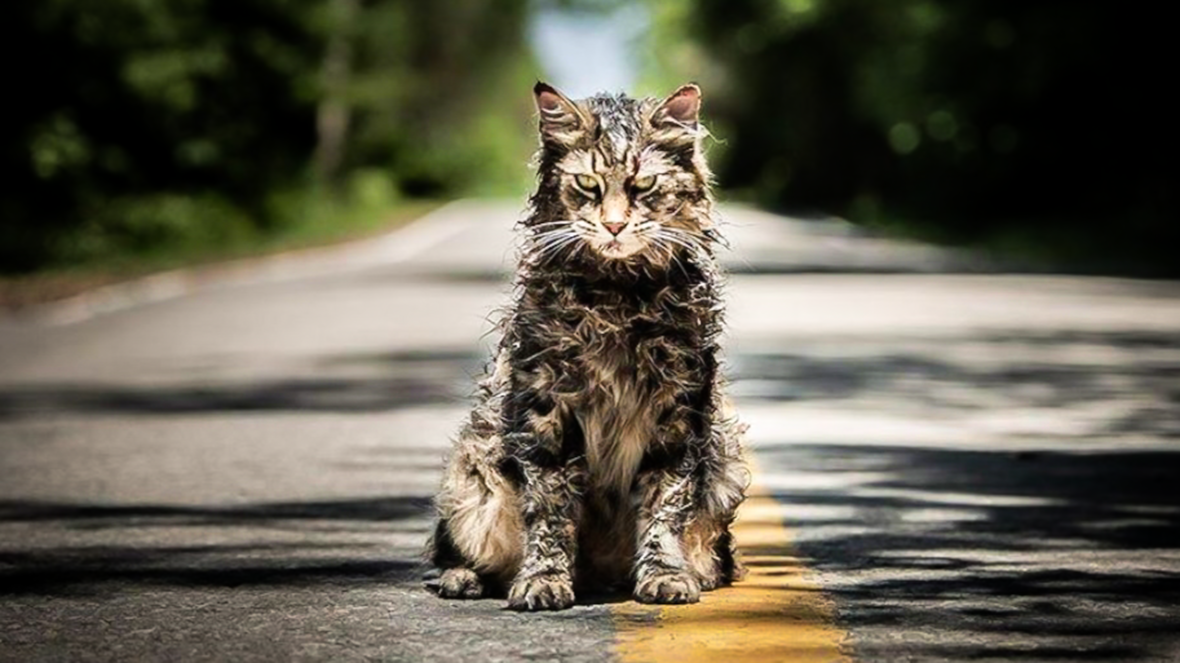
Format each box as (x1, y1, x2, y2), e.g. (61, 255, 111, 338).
(534, 82, 587, 145)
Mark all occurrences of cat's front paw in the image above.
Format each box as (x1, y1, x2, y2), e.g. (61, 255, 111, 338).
(634, 572, 701, 604)
(507, 573, 575, 611)
(437, 568, 485, 599)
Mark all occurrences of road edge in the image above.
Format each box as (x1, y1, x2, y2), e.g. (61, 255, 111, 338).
(0, 201, 478, 328)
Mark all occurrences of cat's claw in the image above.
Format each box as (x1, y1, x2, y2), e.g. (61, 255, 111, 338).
(507, 573, 576, 611)
(437, 568, 485, 599)
(634, 572, 701, 604)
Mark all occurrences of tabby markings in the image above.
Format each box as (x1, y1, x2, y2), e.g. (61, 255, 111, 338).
(612, 470, 851, 662)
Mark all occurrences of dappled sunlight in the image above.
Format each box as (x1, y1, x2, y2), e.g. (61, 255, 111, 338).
(751, 443, 1180, 660)
(719, 273, 1180, 659)
(0, 496, 435, 596)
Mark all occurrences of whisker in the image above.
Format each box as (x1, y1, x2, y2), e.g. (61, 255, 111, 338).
(529, 220, 576, 230)
(529, 230, 573, 243)
(654, 230, 699, 254)
(530, 227, 585, 260)
(660, 228, 709, 254)
(534, 236, 578, 256)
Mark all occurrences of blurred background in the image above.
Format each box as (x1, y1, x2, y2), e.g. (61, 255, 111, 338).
(3, 0, 1177, 292)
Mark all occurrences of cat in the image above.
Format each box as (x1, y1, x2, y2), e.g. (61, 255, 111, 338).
(426, 82, 748, 611)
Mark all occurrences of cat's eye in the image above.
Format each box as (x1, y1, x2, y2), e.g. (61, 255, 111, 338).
(632, 175, 657, 193)
(573, 174, 600, 194)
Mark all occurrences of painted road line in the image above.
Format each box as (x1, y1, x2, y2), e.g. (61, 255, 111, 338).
(612, 481, 851, 662)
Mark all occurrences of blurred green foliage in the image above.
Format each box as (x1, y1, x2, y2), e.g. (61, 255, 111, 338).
(4, 0, 536, 274)
(9, 1, 1175, 277)
(644, 0, 1177, 274)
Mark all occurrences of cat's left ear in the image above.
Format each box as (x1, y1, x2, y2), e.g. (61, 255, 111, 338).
(651, 84, 701, 131)
(534, 81, 588, 145)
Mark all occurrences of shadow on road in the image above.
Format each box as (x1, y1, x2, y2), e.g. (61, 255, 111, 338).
(6, 330, 1176, 434)
(0, 496, 433, 596)
(735, 329, 1180, 441)
(743, 328, 1180, 660)
(2, 305, 1178, 659)
(762, 444, 1180, 660)
(737, 324, 1180, 659)
(0, 349, 485, 419)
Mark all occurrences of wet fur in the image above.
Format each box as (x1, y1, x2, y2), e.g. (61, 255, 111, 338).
(427, 83, 749, 611)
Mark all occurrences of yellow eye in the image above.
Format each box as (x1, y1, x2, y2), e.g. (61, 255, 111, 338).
(632, 175, 656, 192)
(574, 174, 599, 193)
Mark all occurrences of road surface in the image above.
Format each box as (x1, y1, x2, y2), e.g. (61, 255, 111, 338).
(1, 201, 1178, 662)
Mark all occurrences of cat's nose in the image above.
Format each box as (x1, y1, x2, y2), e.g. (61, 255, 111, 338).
(602, 221, 628, 236)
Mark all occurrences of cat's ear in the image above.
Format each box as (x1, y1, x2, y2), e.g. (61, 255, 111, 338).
(651, 84, 701, 131)
(534, 82, 587, 145)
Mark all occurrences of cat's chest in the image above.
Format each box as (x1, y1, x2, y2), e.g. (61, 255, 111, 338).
(552, 284, 696, 358)
(523, 283, 706, 492)
(571, 333, 658, 494)
(521, 278, 706, 401)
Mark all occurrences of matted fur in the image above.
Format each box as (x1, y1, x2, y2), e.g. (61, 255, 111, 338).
(427, 82, 749, 611)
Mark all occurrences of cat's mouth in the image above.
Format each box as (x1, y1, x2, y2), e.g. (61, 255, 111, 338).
(594, 238, 644, 259)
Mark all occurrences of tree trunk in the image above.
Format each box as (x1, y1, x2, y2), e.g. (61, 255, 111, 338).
(313, 0, 359, 188)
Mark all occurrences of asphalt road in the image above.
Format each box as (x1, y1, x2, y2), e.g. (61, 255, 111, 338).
(1, 201, 1179, 662)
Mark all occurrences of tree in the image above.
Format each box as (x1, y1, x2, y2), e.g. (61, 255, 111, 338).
(647, 0, 1178, 272)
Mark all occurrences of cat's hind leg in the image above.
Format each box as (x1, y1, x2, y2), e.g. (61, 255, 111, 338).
(429, 439, 524, 598)
(684, 445, 750, 590)
(428, 518, 488, 599)
(682, 517, 744, 591)
(685, 396, 750, 591)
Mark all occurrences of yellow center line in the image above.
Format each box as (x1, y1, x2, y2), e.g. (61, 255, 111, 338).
(612, 477, 852, 662)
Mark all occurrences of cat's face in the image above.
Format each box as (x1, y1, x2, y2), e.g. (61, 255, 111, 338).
(529, 84, 713, 265)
